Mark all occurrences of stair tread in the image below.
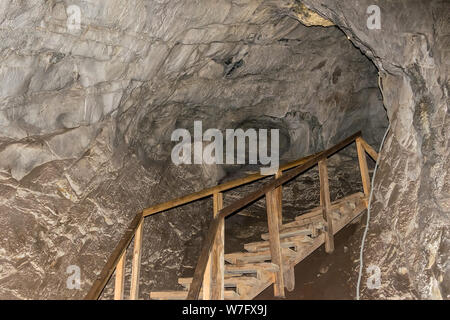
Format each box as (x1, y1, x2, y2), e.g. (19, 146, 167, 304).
(261, 226, 312, 240)
(178, 276, 262, 289)
(244, 235, 313, 252)
(282, 216, 324, 230)
(225, 262, 279, 274)
(294, 192, 364, 222)
(225, 248, 297, 264)
(150, 290, 240, 300)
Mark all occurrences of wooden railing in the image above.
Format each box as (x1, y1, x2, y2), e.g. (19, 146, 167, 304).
(85, 131, 377, 300)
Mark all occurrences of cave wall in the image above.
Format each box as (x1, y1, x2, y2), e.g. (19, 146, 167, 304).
(0, 0, 420, 300)
(300, 0, 449, 299)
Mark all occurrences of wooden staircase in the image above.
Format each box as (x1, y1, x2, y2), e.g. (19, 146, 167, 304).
(84, 132, 378, 300)
(149, 192, 367, 300)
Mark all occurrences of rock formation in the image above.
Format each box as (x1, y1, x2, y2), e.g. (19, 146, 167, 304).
(0, 0, 446, 300)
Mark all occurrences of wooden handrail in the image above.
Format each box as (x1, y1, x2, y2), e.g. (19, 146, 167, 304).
(142, 153, 321, 217)
(85, 130, 373, 300)
(186, 131, 361, 299)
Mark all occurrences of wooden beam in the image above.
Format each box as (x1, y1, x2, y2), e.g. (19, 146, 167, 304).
(356, 137, 371, 200)
(187, 217, 221, 300)
(319, 159, 334, 253)
(130, 217, 144, 300)
(275, 170, 283, 227)
(359, 138, 378, 161)
(211, 193, 224, 300)
(113, 251, 126, 300)
(84, 212, 143, 300)
(266, 189, 285, 298)
(283, 266, 295, 292)
(294, 192, 364, 221)
(203, 232, 212, 300)
(150, 290, 240, 300)
(203, 193, 224, 300)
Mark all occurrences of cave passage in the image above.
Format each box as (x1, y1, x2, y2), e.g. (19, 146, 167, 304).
(0, 0, 447, 302)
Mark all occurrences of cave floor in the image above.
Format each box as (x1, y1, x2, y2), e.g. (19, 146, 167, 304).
(255, 220, 364, 300)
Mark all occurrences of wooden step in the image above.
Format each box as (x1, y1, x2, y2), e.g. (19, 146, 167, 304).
(225, 262, 279, 276)
(150, 289, 240, 300)
(244, 235, 313, 253)
(225, 248, 297, 264)
(294, 192, 364, 222)
(178, 276, 262, 290)
(261, 226, 312, 241)
(339, 202, 352, 216)
(283, 215, 323, 230)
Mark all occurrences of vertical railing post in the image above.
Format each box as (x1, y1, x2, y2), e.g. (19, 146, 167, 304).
(356, 137, 371, 206)
(211, 192, 224, 300)
(319, 159, 334, 253)
(275, 170, 283, 227)
(266, 188, 285, 298)
(276, 170, 294, 291)
(203, 193, 224, 300)
(130, 215, 144, 300)
(114, 251, 126, 300)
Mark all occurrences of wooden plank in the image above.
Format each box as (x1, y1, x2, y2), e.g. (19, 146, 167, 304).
(150, 290, 240, 300)
(236, 270, 275, 300)
(288, 216, 323, 229)
(283, 266, 295, 292)
(225, 248, 297, 264)
(285, 198, 368, 270)
(261, 226, 312, 240)
(186, 216, 221, 300)
(266, 189, 285, 298)
(180, 276, 261, 290)
(275, 170, 283, 226)
(294, 192, 364, 221)
(319, 159, 334, 253)
(356, 137, 371, 202)
(113, 251, 126, 300)
(225, 263, 279, 276)
(202, 197, 213, 300)
(186, 132, 361, 300)
(211, 192, 224, 300)
(84, 212, 143, 300)
(244, 235, 312, 253)
(359, 138, 378, 161)
(130, 217, 144, 300)
(204, 192, 224, 300)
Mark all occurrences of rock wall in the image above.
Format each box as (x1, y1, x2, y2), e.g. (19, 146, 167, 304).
(0, 0, 393, 299)
(301, 0, 449, 299)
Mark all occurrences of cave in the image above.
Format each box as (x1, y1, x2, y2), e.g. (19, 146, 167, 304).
(0, 1, 448, 301)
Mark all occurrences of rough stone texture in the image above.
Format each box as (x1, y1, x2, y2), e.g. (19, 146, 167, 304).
(301, 0, 449, 299)
(8, 0, 446, 301)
